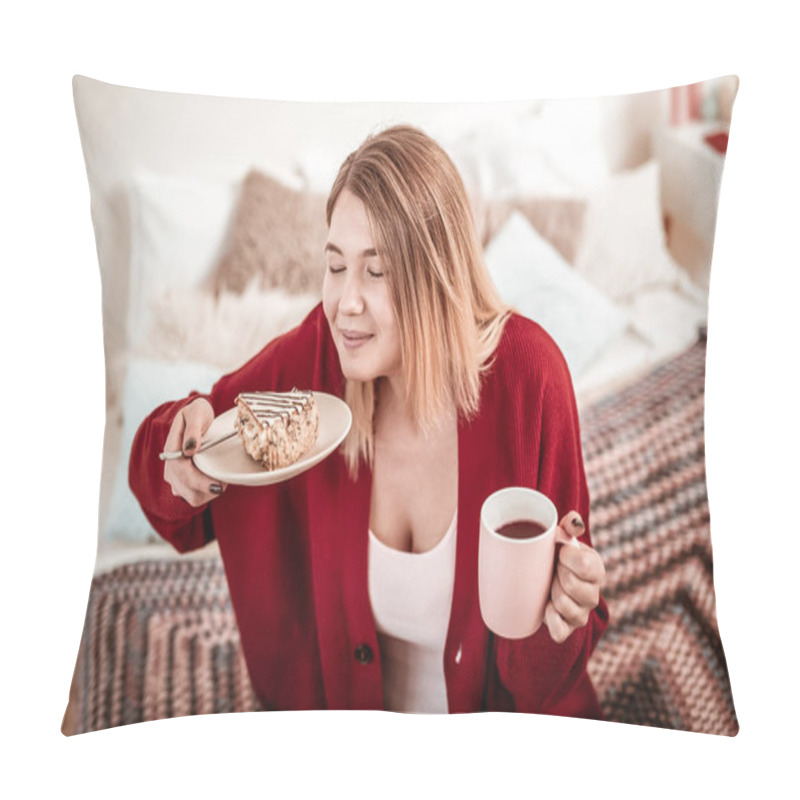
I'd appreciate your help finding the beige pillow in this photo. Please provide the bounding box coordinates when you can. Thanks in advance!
[469,195,514,249]
[514,198,586,265]
[472,196,586,264]
[209,170,328,296]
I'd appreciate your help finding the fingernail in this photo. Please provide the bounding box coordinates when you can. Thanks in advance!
[209,483,223,495]
[184,438,196,452]
[571,516,585,530]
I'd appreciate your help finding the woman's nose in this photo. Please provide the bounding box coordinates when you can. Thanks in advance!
[340,271,365,314]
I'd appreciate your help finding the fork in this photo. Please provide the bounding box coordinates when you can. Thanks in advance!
[158,429,238,461]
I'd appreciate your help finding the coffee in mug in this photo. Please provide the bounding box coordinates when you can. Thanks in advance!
[478,487,572,639]
[495,519,549,540]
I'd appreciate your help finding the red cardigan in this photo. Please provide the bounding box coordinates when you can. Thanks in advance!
[130,303,609,717]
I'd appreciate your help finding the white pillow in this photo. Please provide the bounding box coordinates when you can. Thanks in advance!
[441,98,611,200]
[447,126,578,199]
[104,357,222,543]
[127,169,240,349]
[574,160,688,300]
[623,286,708,356]
[484,211,628,379]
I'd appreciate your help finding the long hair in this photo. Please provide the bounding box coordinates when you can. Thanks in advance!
[326,125,512,479]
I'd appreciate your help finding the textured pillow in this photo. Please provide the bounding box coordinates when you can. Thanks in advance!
[484,211,628,378]
[143,284,319,371]
[208,170,328,296]
[67,74,739,738]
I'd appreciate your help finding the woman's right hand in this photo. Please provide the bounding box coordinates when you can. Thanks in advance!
[163,397,228,507]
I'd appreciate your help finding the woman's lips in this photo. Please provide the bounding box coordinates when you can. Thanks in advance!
[340,330,374,350]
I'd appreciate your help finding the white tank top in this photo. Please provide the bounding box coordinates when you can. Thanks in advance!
[367,510,458,713]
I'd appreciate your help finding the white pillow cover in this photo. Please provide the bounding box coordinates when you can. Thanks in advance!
[128,170,240,349]
[575,160,688,300]
[104,358,222,543]
[484,211,628,378]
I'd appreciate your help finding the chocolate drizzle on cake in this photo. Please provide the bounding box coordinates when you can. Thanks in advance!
[236,390,314,427]
[234,388,319,471]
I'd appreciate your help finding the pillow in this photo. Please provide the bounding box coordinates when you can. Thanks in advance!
[67,74,739,737]
[574,160,689,300]
[440,98,612,198]
[513,197,587,265]
[127,170,240,349]
[142,284,319,371]
[471,196,587,262]
[104,358,223,544]
[484,211,628,378]
[624,285,709,356]
[207,170,328,296]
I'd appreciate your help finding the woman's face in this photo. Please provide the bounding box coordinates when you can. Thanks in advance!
[322,189,402,384]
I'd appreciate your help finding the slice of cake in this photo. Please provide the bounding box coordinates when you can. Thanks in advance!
[234,389,319,470]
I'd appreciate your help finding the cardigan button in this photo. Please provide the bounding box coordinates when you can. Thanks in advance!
[354,643,374,664]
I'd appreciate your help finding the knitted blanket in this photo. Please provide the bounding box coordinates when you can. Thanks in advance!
[68,337,737,735]
[582,337,737,735]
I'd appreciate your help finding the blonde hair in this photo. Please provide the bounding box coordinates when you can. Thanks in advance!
[326,125,512,479]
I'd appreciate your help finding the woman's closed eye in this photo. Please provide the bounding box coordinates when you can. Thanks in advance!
[327,264,384,279]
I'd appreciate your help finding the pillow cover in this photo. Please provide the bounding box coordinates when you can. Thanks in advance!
[207,169,328,296]
[574,159,690,300]
[142,284,319,370]
[440,97,611,198]
[65,74,739,737]
[484,210,628,378]
[104,357,222,544]
[128,170,240,349]
[471,196,587,262]
[514,197,587,265]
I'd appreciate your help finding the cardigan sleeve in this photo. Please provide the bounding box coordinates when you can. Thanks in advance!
[127,391,215,553]
[128,303,330,554]
[494,326,610,713]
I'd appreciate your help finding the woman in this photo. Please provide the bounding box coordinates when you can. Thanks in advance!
[130,124,608,716]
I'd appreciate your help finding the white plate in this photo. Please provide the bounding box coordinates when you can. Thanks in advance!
[193,392,352,486]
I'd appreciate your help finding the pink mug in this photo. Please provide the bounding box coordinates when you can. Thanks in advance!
[478,487,577,639]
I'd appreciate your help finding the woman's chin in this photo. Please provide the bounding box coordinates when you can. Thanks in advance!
[338,357,376,383]
[343,370,376,384]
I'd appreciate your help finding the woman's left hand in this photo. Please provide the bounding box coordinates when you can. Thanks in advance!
[544,512,606,644]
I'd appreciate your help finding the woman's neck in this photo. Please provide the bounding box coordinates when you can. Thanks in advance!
[374,376,411,431]
[374,376,456,444]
